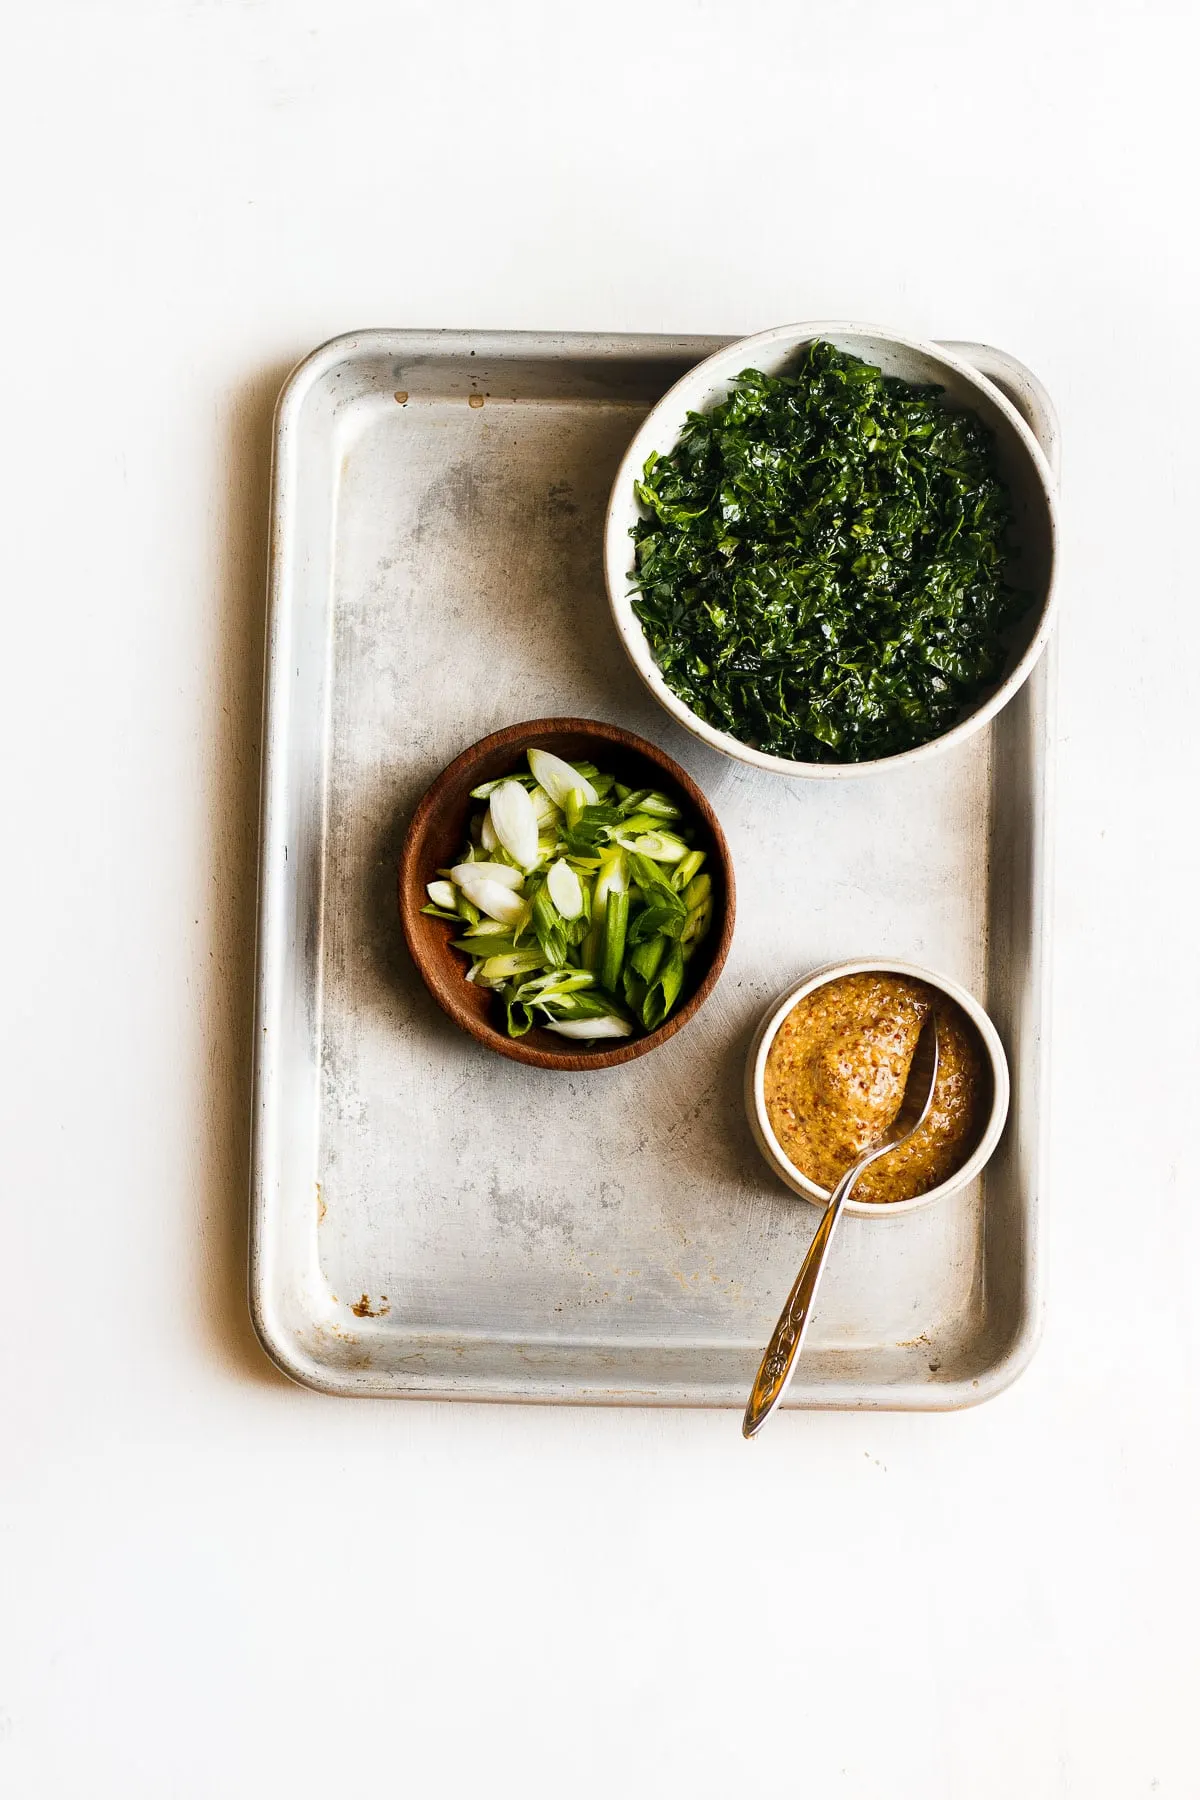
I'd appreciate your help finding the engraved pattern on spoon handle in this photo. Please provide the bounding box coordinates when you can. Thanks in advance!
[743,1167,858,1437]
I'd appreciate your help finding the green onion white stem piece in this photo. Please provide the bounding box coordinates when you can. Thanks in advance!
[544,1016,632,1040]
[488,780,539,869]
[546,858,584,919]
[528,747,598,808]
[426,879,457,910]
[532,795,561,831]
[452,871,528,925]
[451,861,522,892]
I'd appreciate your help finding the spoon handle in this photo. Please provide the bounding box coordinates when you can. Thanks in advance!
[742,1164,861,1439]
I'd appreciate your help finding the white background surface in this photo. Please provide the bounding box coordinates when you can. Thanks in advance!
[2,2,1198,1794]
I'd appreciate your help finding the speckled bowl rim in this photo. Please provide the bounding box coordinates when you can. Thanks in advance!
[744,959,1011,1217]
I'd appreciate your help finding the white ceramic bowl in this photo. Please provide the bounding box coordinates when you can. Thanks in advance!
[745,960,1010,1217]
[604,321,1059,779]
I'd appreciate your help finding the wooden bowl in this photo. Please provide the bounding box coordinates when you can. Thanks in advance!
[398,718,735,1070]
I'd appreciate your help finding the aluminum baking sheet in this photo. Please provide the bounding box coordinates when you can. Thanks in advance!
[250,329,1058,1408]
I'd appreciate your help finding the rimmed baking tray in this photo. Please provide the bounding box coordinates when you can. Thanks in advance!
[250,329,1058,1408]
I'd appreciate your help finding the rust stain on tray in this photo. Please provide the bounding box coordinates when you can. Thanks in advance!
[351,1294,390,1318]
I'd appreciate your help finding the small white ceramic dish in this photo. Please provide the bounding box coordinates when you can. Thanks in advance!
[745,959,1011,1217]
[603,321,1059,779]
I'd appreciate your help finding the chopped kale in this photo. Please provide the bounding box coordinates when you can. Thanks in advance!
[629,340,1028,763]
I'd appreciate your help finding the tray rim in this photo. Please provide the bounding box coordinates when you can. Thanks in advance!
[249,326,1059,1410]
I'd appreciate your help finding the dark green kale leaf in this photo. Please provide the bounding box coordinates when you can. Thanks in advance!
[629,340,1029,763]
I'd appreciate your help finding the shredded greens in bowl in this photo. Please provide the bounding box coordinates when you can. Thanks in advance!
[422,748,714,1042]
[628,340,1030,764]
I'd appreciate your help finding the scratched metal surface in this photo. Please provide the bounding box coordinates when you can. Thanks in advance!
[250,329,1058,1407]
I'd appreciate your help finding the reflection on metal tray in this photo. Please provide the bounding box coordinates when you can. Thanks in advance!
[250,329,1058,1408]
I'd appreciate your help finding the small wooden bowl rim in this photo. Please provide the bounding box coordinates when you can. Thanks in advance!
[398,718,736,1070]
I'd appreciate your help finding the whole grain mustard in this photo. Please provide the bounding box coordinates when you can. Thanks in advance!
[764,973,988,1203]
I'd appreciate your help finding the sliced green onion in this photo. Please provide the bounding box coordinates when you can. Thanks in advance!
[450,861,523,892]
[470,773,534,798]
[546,858,584,919]
[435,749,716,1039]
[600,889,629,994]
[478,949,546,982]
[514,968,596,1000]
[531,882,569,967]
[489,780,539,870]
[672,849,706,890]
[530,786,562,828]
[642,940,685,1029]
[631,791,682,821]
[680,897,712,960]
[505,998,534,1036]
[527,747,598,809]
[563,786,587,830]
[626,850,680,895]
[617,829,688,863]
[472,963,508,989]
[592,847,627,915]
[628,933,666,983]
[543,1016,633,1040]
[452,870,528,925]
[628,897,685,944]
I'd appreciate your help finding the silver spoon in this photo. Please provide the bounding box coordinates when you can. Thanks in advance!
[742,1012,940,1439]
